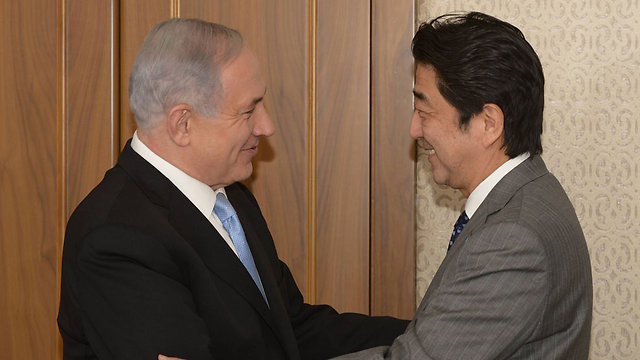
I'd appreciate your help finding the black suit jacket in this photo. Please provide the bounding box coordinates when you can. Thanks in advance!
[58,142,408,360]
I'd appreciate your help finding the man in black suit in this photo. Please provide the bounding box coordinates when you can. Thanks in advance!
[57,18,408,360]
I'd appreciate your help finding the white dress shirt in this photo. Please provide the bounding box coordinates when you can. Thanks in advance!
[130,131,238,256]
[465,152,530,218]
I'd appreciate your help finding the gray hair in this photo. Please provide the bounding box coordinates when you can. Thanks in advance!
[129,18,243,129]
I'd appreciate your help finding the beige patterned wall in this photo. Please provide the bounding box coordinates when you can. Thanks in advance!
[415,1,640,358]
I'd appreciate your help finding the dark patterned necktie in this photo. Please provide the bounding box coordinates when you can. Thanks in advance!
[448,211,469,251]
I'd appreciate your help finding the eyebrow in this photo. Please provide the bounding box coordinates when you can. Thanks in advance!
[248,89,267,108]
[413,89,427,102]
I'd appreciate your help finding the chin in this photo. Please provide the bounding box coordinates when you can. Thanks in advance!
[432,178,446,187]
[233,164,254,183]
[430,171,448,187]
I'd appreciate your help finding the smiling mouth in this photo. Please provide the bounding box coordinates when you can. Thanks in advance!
[417,139,435,155]
[242,143,258,152]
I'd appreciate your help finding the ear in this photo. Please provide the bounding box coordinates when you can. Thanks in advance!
[166,105,191,146]
[477,103,504,149]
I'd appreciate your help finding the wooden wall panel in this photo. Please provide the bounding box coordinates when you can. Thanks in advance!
[0,0,59,358]
[66,0,119,216]
[0,3,416,358]
[316,0,370,313]
[370,0,416,319]
[119,0,170,145]
[181,0,310,296]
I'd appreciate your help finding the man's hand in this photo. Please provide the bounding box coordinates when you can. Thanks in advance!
[158,355,185,360]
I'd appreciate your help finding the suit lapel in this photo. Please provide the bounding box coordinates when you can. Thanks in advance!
[423,155,550,305]
[462,155,548,239]
[116,142,281,341]
[226,184,300,359]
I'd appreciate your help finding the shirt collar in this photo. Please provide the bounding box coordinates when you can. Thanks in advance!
[465,152,530,218]
[130,131,226,218]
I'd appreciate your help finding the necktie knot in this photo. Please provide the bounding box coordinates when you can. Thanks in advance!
[213,192,236,223]
[448,211,469,251]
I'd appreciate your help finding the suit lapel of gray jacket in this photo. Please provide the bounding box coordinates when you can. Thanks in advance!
[420,155,550,309]
[453,155,549,251]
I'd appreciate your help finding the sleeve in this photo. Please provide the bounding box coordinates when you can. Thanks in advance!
[335,223,548,360]
[276,261,410,360]
[234,182,410,359]
[72,225,215,360]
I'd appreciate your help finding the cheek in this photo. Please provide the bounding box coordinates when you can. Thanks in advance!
[422,121,443,141]
[233,124,252,147]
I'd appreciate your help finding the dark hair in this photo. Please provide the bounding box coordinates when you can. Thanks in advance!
[412,12,544,157]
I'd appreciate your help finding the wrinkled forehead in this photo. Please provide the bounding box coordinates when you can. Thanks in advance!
[218,46,267,108]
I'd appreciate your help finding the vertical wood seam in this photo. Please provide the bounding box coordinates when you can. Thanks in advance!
[170,0,180,18]
[306,0,317,305]
[410,1,417,310]
[368,0,374,316]
[56,0,67,358]
[112,0,121,160]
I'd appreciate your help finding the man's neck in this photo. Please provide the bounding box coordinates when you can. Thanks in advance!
[464,152,531,218]
[462,151,510,197]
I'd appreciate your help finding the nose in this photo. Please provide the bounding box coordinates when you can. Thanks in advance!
[253,104,275,137]
[409,111,422,140]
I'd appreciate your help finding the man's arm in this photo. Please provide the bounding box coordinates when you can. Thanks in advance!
[333,223,548,359]
[273,260,410,360]
[69,225,214,360]
[232,181,410,359]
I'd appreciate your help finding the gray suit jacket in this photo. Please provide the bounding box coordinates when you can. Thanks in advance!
[335,155,592,359]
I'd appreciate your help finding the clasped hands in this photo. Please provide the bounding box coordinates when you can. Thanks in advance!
[159,355,185,360]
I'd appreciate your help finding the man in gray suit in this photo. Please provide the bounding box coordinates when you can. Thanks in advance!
[335,12,592,360]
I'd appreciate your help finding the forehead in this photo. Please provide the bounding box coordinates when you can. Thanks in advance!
[220,47,266,106]
[221,47,263,84]
[414,64,453,109]
[414,64,438,94]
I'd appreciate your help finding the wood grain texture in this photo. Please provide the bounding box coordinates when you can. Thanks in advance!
[66,0,119,216]
[119,0,170,145]
[305,0,318,305]
[0,0,59,358]
[316,0,370,313]
[0,2,421,359]
[370,0,416,319]
[181,0,310,296]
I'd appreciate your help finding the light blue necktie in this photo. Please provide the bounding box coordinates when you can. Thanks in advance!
[214,192,268,305]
